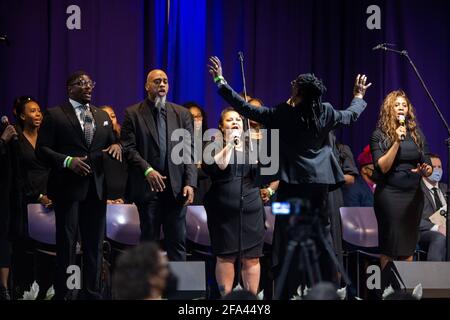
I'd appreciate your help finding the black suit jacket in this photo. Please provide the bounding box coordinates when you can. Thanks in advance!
[217,83,367,186]
[37,102,115,201]
[121,99,197,202]
[420,180,448,232]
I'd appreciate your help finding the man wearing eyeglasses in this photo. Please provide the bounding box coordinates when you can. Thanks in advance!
[121,69,196,261]
[37,71,122,300]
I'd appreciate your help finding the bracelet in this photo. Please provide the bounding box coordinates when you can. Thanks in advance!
[267,187,275,197]
[38,194,44,201]
[144,167,154,177]
[214,75,225,83]
[67,157,74,168]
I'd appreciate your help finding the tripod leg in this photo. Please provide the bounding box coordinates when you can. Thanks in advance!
[299,241,317,288]
[317,224,353,293]
[274,240,298,300]
[307,240,322,284]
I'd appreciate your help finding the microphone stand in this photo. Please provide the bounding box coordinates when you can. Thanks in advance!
[378,45,450,261]
[234,52,249,290]
[238,52,253,152]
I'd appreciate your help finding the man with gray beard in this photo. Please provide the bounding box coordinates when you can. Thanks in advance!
[121,69,196,261]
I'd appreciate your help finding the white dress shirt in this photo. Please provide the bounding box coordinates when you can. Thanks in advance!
[422,178,447,232]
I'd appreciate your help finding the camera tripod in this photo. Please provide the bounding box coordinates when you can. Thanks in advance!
[274,214,352,299]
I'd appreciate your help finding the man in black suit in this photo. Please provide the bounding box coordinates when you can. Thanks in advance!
[419,153,447,261]
[37,71,122,299]
[121,69,196,261]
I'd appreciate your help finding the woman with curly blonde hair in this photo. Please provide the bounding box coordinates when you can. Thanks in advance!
[370,90,432,271]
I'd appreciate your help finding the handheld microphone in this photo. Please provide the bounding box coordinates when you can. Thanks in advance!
[398,114,406,141]
[231,129,241,146]
[1,115,18,141]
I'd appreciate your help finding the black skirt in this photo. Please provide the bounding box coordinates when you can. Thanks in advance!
[204,178,265,257]
[374,184,424,257]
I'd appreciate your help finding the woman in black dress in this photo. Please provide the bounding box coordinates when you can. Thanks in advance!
[203,108,265,296]
[14,97,51,209]
[370,90,432,270]
[12,96,51,297]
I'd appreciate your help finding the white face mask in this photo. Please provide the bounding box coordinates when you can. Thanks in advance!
[429,167,443,183]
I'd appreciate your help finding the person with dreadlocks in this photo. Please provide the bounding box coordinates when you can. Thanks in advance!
[208,56,371,298]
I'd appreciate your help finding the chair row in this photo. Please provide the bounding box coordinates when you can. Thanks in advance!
[27,204,276,247]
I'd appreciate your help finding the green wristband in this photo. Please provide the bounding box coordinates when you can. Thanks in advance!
[67,157,73,169]
[144,167,154,177]
[214,75,224,83]
[267,187,275,197]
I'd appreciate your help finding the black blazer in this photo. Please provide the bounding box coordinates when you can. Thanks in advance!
[37,102,116,201]
[217,83,367,186]
[420,180,448,232]
[121,99,197,202]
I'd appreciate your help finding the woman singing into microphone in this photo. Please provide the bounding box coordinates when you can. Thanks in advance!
[370,90,432,271]
[203,108,265,296]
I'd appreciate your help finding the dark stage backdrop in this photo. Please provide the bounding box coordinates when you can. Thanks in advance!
[1,0,449,174]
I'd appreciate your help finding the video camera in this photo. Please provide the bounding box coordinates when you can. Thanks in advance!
[271,198,313,217]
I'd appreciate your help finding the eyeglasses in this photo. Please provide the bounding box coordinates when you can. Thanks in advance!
[71,80,96,88]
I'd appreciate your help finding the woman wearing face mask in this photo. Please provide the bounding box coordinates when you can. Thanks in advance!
[183,102,211,205]
[418,153,447,261]
[370,90,432,272]
[203,108,265,296]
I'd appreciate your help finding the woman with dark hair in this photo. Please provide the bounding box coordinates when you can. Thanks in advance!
[100,105,127,204]
[183,102,211,205]
[11,96,51,298]
[245,97,280,204]
[370,90,432,270]
[203,107,266,296]
[183,102,209,134]
[100,105,121,139]
[13,96,51,209]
